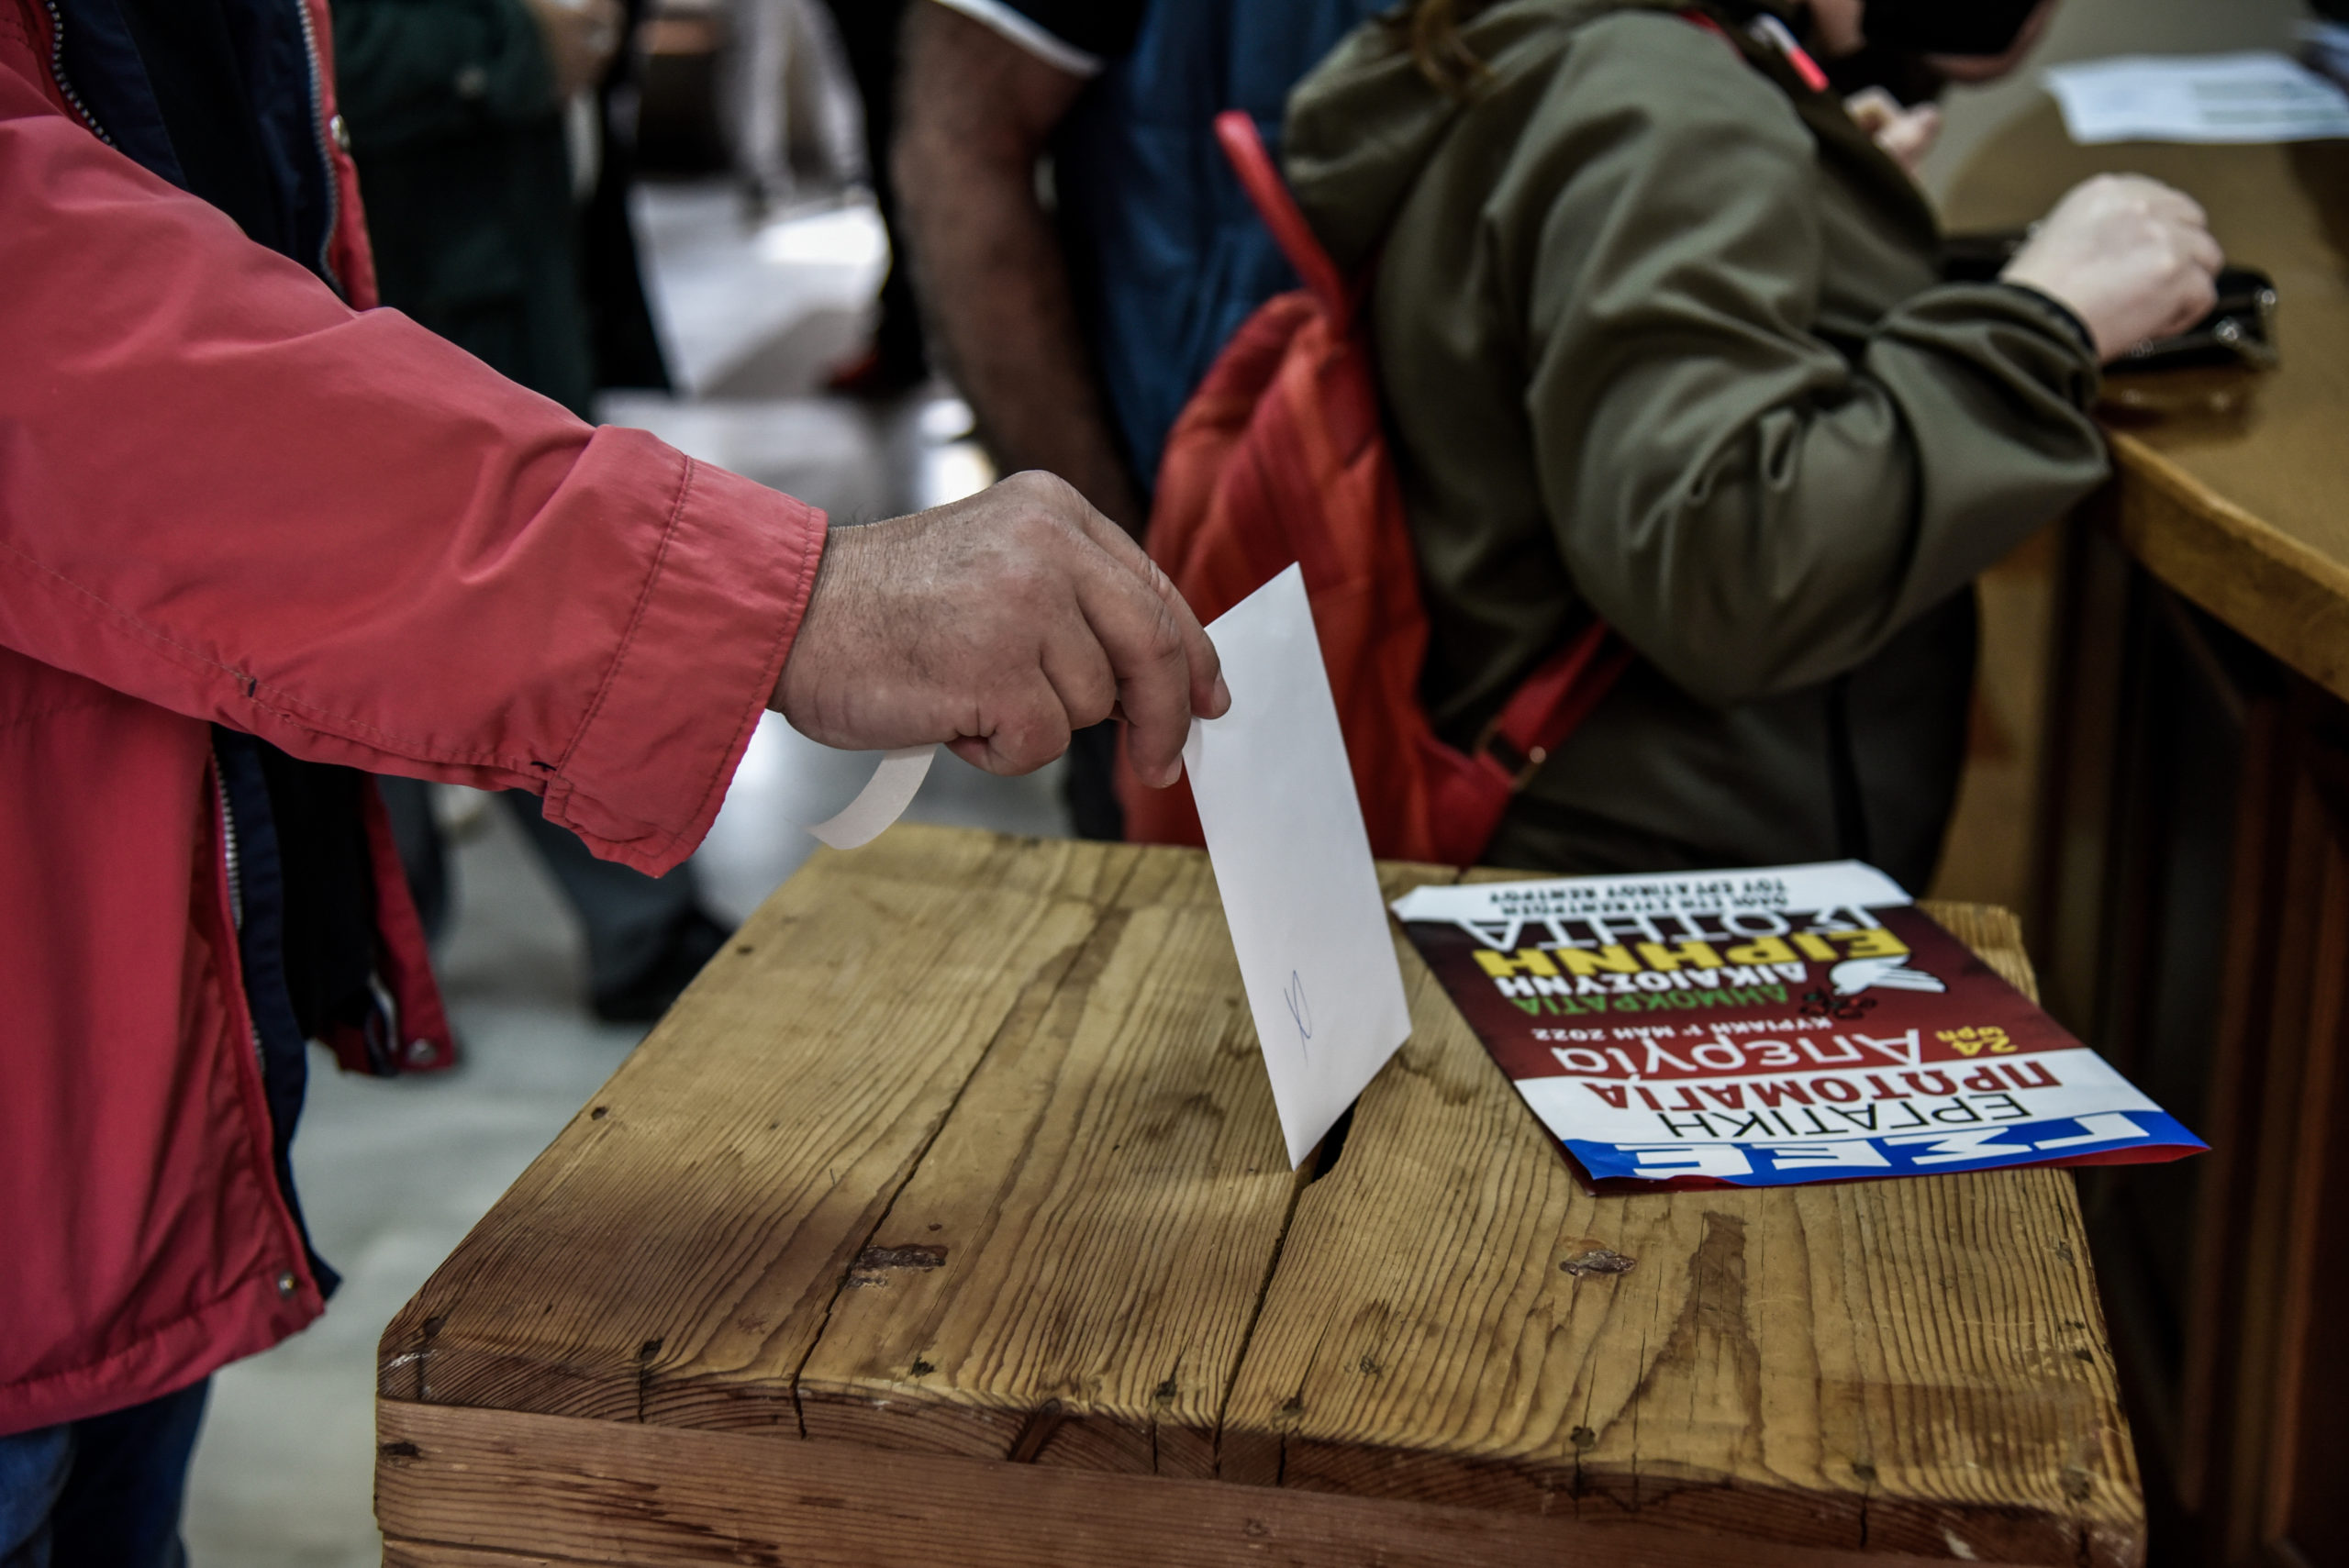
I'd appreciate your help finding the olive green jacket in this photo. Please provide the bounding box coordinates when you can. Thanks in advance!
[1285,0,2108,888]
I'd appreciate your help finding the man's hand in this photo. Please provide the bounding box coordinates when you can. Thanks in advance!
[774,472,1230,785]
[2002,173,2223,361]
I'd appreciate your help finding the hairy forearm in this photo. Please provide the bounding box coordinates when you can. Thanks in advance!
[894,6,1145,534]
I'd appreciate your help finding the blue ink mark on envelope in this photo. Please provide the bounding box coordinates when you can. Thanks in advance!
[1284,970,1313,1060]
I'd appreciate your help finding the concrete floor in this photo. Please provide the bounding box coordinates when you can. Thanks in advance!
[179,181,1068,1566]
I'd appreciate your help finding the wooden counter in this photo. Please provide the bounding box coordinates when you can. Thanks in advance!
[1946,104,2349,1567]
[1945,101,2349,702]
[374,825,2141,1566]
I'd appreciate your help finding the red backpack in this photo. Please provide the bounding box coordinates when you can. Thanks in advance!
[1118,110,1631,867]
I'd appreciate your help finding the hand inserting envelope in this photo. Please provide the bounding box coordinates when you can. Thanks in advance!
[1183,565,1414,1167]
[785,562,1411,1165]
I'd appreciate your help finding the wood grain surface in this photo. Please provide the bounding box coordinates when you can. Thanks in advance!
[794,848,1299,1476]
[374,1398,2048,1568]
[377,826,2141,1562]
[1219,896,2139,1565]
[1944,103,2349,703]
[378,829,1140,1425]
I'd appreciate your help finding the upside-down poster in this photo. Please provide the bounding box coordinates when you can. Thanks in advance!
[1389,862,2205,1189]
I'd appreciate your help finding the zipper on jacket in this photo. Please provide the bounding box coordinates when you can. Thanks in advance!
[288,0,344,296]
[39,0,114,144]
[215,763,269,1068]
[220,782,245,932]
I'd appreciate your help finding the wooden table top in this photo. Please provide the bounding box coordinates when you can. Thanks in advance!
[1945,101,2349,700]
[376,825,2141,1566]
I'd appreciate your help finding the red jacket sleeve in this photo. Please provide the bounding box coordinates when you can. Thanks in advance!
[0,45,826,876]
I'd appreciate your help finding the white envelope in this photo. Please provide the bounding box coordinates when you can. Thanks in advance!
[1184,565,1414,1167]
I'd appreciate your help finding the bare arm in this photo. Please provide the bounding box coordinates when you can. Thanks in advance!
[894,2,1147,536]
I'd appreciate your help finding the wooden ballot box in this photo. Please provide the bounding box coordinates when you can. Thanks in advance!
[373,826,2143,1566]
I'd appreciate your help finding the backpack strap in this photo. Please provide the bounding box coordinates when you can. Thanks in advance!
[1472,620,1635,791]
[1214,110,1353,317]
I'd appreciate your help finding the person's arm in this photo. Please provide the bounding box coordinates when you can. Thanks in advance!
[0,64,1219,871]
[894,1,1146,535]
[776,471,1221,784]
[1497,15,2118,706]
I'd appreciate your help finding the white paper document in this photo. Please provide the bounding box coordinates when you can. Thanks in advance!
[799,745,934,850]
[2045,52,2349,145]
[1183,565,1413,1167]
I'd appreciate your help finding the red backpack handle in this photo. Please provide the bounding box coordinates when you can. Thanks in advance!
[1214,110,1353,317]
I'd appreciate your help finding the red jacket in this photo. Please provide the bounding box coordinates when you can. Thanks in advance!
[0,0,827,1434]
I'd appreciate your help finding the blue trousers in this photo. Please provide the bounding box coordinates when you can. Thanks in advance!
[0,1380,207,1568]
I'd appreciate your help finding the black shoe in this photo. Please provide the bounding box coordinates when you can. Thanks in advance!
[591,910,733,1024]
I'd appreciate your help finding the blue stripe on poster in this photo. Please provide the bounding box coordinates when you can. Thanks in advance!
[1566,1110,2209,1186]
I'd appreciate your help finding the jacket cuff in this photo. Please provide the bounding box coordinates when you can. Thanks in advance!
[1893,280,2106,413]
[1995,281,2099,362]
[542,454,827,876]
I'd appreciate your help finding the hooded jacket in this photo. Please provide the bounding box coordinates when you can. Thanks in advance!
[1284,0,2108,885]
[0,0,823,1434]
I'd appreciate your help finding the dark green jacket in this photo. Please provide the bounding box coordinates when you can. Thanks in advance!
[333,0,595,417]
[1285,0,2108,888]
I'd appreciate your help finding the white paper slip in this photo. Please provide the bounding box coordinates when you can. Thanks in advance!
[1183,564,1413,1168]
[798,745,934,850]
[2045,52,2349,145]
